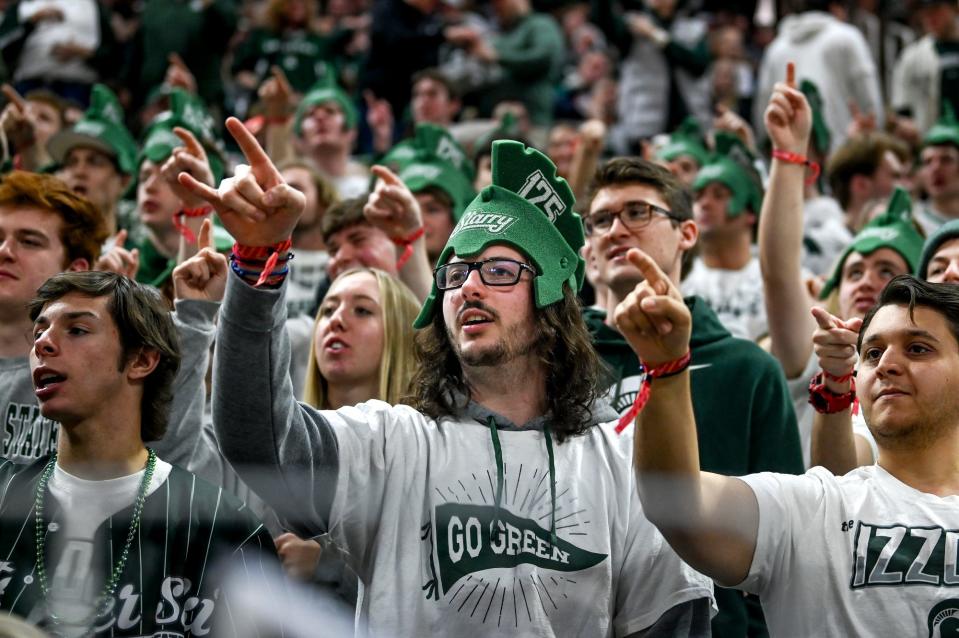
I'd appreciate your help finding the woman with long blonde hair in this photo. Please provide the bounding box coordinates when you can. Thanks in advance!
[303,267,419,409]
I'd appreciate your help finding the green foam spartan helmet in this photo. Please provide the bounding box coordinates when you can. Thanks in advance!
[392,123,476,221]
[382,123,475,182]
[46,84,138,175]
[691,132,763,216]
[137,88,226,184]
[413,140,585,329]
[799,79,831,156]
[923,101,959,149]
[655,116,709,167]
[293,62,357,133]
[819,187,925,299]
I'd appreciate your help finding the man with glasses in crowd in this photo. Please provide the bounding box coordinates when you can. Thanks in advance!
[581,157,803,638]
[181,118,714,635]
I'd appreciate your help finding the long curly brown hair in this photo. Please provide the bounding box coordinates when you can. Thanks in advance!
[403,285,609,443]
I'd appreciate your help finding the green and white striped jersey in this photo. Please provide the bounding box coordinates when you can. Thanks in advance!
[0,457,278,636]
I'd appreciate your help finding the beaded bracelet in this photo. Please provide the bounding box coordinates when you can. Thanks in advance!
[615,351,692,433]
[232,239,293,287]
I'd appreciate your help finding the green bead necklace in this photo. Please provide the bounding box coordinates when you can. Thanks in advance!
[33,448,157,628]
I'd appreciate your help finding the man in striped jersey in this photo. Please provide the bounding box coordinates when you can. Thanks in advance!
[0,271,276,636]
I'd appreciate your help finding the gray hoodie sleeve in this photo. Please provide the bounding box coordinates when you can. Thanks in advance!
[212,272,338,535]
[151,299,219,468]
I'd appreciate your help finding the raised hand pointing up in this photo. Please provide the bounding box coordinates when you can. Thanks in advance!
[173,218,228,302]
[178,117,305,247]
[764,62,812,156]
[613,248,692,367]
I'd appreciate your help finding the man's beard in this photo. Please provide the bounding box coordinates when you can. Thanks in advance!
[448,302,544,368]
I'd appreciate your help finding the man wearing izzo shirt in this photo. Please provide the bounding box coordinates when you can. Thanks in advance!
[188,119,714,636]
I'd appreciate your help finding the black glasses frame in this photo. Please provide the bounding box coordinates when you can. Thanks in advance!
[583,200,681,236]
[434,258,537,290]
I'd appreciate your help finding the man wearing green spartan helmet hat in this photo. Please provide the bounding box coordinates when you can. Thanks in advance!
[199,121,714,635]
[48,85,137,238]
[682,132,768,341]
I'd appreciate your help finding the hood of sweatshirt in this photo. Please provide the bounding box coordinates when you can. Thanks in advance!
[778,11,836,44]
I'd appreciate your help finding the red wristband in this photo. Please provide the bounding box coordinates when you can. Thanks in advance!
[615,351,691,434]
[232,239,293,287]
[822,368,855,384]
[173,206,214,244]
[391,227,425,270]
[772,149,821,186]
[808,372,857,414]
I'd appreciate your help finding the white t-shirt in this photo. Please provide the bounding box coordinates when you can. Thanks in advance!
[46,458,172,632]
[681,257,767,341]
[321,402,714,637]
[738,465,959,636]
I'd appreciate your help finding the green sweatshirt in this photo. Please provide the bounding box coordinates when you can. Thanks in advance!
[231,27,354,94]
[487,12,564,126]
[584,297,804,638]
[131,0,238,109]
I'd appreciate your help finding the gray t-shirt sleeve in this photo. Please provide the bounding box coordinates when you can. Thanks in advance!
[151,299,219,468]
[213,272,339,535]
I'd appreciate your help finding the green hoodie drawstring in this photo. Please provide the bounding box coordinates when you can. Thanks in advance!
[543,424,558,547]
[486,415,558,548]
[487,416,505,542]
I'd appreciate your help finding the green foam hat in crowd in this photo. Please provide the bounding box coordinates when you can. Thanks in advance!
[137,88,225,183]
[399,155,476,222]
[917,218,959,279]
[293,64,357,134]
[655,117,709,167]
[47,84,138,175]
[134,89,232,251]
[413,140,584,329]
[820,187,925,299]
[382,123,475,182]
[800,79,831,156]
[691,132,763,216]
[923,102,959,149]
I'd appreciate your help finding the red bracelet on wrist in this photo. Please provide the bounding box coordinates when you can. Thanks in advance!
[232,239,294,287]
[808,372,857,414]
[772,149,821,185]
[391,227,425,270]
[172,206,214,244]
[615,351,692,434]
[822,368,855,384]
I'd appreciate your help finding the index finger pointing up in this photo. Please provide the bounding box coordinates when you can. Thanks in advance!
[225,116,282,186]
[786,62,796,88]
[371,164,403,187]
[2,84,25,112]
[197,218,214,251]
[173,126,205,158]
[626,248,672,296]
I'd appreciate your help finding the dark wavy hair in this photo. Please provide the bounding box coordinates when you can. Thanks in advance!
[29,272,181,443]
[404,284,608,443]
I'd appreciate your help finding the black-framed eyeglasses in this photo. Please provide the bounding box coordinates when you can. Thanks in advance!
[583,200,680,236]
[434,258,537,290]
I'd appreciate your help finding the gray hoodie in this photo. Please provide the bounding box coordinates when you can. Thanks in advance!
[754,11,883,153]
